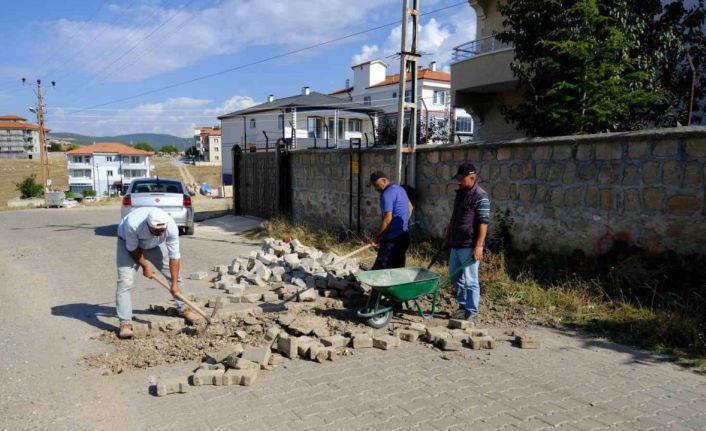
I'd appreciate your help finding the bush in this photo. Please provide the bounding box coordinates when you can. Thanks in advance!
[82,189,96,197]
[48,143,62,152]
[160,145,179,154]
[64,191,78,199]
[134,142,154,152]
[15,175,44,199]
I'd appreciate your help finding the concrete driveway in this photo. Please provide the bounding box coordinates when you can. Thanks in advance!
[0,207,705,431]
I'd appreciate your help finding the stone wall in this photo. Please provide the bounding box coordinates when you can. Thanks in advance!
[288,126,706,255]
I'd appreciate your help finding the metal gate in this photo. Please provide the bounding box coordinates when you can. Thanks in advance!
[232,142,291,218]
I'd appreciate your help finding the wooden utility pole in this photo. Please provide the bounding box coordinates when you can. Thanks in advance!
[23,78,55,205]
[394,0,420,187]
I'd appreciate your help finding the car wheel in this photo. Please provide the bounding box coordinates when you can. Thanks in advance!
[184,224,195,235]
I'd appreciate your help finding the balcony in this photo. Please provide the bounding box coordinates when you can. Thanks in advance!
[452,35,513,63]
[451,35,517,95]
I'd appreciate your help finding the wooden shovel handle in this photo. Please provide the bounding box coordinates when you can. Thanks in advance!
[149,274,211,323]
[332,244,373,266]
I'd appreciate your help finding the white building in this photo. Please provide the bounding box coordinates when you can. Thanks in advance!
[0,114,41,159]
[218,89,381,185]
[329,60,474,141]
[193,126,223,165]
[66,142,153,195]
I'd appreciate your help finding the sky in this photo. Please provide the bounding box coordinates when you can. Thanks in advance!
[0,0,477,138]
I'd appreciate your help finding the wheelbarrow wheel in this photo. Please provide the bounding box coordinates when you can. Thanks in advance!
[366,310,392,328]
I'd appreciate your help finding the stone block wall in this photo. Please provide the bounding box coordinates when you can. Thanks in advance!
[288,127,706,255]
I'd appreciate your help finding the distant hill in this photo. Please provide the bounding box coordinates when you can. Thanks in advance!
[48,132,193,149]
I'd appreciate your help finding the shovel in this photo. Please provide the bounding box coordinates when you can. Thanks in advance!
[331,243,374,266]
[149,273,219,326]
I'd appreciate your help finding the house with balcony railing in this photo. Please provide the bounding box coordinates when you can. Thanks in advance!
[66,142,153,195]
[451,0,524,141]
[0,114,41,159]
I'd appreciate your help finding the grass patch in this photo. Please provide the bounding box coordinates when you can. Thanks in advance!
[253,217,706,371]
[0,154,68,209]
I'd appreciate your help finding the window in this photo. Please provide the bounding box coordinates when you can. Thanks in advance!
[106,156,113,162]
[130,156,141,164]
[348,119,362,132]
[404,89,413,102]
[215,155,219,161]
[277,114,284,130]
[307,116,324,138]
[433,90,448,105]
[392,92,397,99]
[455,117,473,133]
[250,118,256,129]
[214,146,219,153]
[363,96,371,106]
[326,118,344,139]
[107,170,114,176]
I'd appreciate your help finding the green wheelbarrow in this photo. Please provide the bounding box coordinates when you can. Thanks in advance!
[356,252,474,328]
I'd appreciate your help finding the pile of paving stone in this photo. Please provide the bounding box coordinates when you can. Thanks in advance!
[188,238,363,304]
[154,316,526,396]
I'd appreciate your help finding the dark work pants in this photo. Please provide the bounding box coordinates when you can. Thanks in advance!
[372,232,410,270]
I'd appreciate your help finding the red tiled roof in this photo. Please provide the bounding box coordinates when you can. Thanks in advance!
[66,142,154,156]
[329,86,354,95]
[0,114,28,121]
[367,69,450,89]
[0,121,40,130]
[200,128,221,136]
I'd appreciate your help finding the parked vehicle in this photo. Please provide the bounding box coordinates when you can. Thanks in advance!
[121,178,194,235]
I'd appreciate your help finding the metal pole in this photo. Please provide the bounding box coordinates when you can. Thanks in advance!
[394,0,409,185]
[687,53,696,126]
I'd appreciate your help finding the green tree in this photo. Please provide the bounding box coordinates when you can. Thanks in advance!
[48,142,62,152]
[15,175,44,199]
[68,144,81,150]
[159,145,179,154]
[497,0,705,136]
[134,142,154,152]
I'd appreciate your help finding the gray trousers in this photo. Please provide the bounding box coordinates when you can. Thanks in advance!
[115,239,185,323]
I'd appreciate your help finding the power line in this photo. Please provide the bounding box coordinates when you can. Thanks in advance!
[57,0,181,99]
[66,1,467,114]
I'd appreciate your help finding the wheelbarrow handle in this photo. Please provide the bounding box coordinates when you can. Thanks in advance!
[436,256,476,289]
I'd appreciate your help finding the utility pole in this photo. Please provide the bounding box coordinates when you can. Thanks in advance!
[394,0,420,187]
[23,78,55,205]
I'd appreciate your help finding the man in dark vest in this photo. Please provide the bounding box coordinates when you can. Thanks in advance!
[444,163,490,322]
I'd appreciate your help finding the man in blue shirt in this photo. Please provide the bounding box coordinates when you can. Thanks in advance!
[370,171,413,270]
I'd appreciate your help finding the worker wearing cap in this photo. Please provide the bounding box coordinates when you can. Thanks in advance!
[444,163,490,322]
[369,171,413,270]
[115,207,201,339]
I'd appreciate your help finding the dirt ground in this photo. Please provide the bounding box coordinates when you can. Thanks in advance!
[0,153,68,208]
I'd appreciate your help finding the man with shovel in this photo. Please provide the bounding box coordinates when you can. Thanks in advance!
[369,171,413,270]
[116,207,202,339]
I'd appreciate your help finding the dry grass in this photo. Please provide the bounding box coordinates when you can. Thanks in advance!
[0,153,68,209]
[255,218,706,372]
[152,156,221,186]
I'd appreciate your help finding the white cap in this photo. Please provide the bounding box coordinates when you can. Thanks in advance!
[147,208,171,228]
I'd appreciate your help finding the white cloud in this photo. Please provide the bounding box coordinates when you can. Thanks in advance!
[204,95,257,116]
[350,13,477,72]
[48,94,256,137]
[351,45,380,66]
[49,0,397,81]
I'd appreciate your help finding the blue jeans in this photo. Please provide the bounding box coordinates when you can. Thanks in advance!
[449,248,480,317]
[116,239,185,323]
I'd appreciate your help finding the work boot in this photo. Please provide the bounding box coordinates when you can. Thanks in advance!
[179,306,204,324]
[118,322,133,339]
[451,309,466,320]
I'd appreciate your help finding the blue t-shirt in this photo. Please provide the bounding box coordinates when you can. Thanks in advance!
[379,183,410,239]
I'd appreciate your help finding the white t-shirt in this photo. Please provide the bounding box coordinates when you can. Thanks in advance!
[117,207,180,259]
